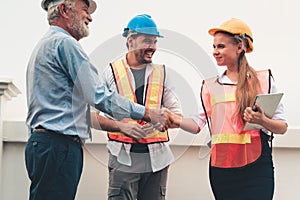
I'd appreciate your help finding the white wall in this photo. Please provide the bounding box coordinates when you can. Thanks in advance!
[1,0,300,127]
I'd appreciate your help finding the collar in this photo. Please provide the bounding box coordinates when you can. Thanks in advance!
[50,25,72,37]
[217,70,237,85]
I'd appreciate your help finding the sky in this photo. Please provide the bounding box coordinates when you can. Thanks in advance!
[1,0,300,128]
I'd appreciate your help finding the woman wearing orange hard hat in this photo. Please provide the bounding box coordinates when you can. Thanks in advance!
[204,18,288,200]
[170,18,288,200]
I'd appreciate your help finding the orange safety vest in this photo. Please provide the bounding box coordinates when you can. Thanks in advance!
[107,59,169,144]
[201,69,272,168]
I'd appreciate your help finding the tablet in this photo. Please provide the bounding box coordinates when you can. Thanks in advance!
[243,93,284,131]
[253,93,284,118]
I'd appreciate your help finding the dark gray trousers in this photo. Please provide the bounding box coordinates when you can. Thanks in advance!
[108,154,168,200]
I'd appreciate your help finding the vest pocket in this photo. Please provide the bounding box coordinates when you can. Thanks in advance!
[108,187,121,197]
[160,186,167,196]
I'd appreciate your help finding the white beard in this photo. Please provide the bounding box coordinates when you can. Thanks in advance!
[67,11,89,39]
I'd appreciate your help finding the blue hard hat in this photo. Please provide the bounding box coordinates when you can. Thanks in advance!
[122,14,163,38]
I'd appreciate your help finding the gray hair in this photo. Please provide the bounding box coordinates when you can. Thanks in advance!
[47,0,74,24]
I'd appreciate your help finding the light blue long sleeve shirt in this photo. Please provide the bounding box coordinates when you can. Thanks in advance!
[26,26,145,139]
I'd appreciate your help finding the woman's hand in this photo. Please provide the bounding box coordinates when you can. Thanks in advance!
[243,103,287,134]
[243,103,266,125]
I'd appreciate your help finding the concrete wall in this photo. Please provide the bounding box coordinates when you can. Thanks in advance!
[1,121,300,200]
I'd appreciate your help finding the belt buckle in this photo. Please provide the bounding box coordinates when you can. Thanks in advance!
[69,135,82,144]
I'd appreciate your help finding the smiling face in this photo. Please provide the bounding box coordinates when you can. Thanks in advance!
[212,32,243,69]
[65,0,92,40]
[127,34,157,66]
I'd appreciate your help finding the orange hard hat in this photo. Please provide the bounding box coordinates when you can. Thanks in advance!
[208,18,253,53]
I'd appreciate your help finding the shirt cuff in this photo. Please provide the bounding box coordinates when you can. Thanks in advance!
[130,103,145,120]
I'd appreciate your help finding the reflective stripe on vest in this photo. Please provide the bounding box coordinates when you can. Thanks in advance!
[107,59,169,144]
[202,70,271,168]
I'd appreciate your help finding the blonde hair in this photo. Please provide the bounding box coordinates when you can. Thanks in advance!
[235,46,261,120]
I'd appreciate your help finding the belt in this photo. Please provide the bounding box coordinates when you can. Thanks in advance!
[130,143,149,153]
[33,127,82,145]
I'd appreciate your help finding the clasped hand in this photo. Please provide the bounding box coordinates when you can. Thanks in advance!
[147,108,174,131]
[243,103,266,125]
[118,108,176,141]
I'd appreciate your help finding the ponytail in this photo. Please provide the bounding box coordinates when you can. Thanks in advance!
[235,52,261,120]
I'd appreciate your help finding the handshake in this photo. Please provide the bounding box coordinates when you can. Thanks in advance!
[90,108,183,142]
[143,108,182,131]
[114,108,183,141]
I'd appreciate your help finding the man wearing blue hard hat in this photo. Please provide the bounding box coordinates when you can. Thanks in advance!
[92,14,181,200]
[26,2,171,199]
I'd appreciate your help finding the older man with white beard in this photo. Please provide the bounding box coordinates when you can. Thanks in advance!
[25,1,171,199]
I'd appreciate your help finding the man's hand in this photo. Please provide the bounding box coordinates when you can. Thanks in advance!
[143,108,173,131]
[91,112,147,140]
[115,121,147,141]
[141,123,157,134]
[142,111,183,132]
